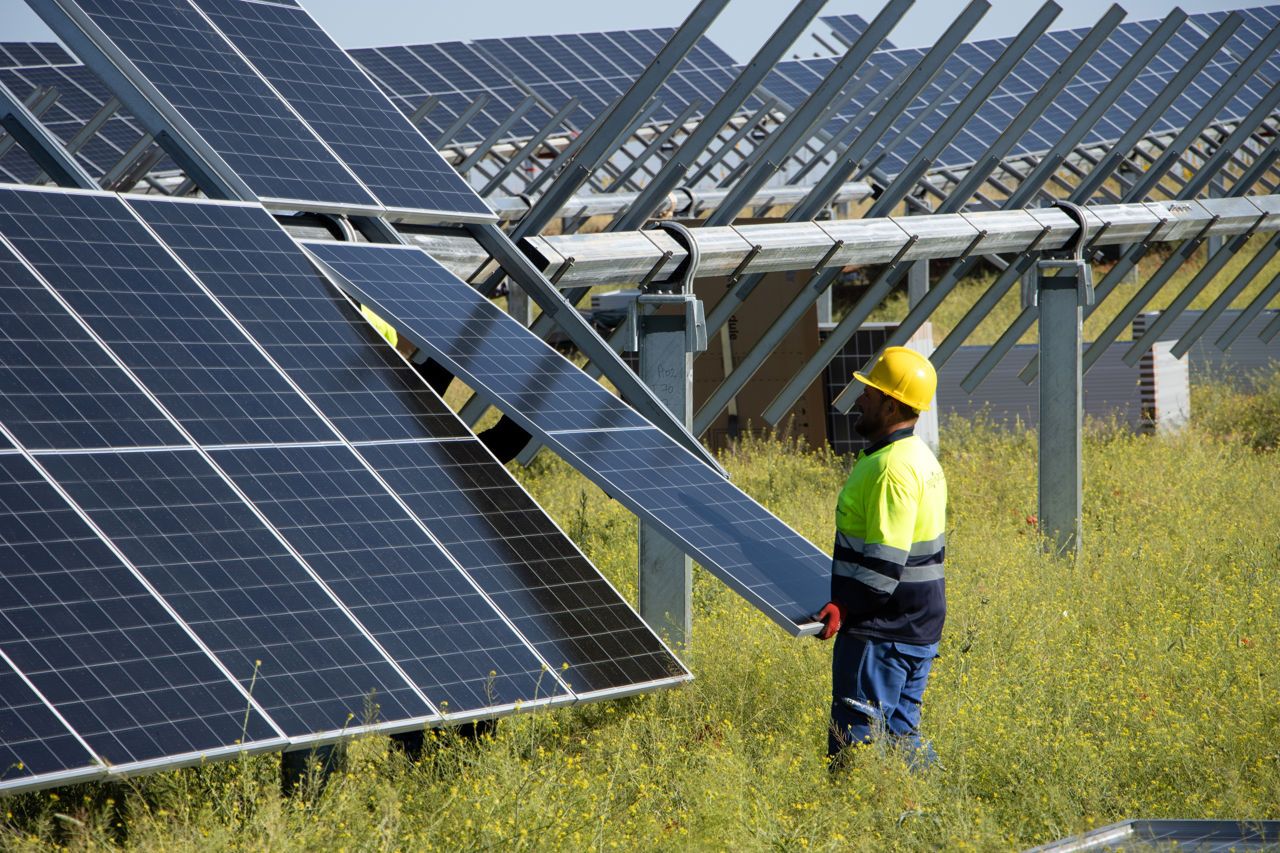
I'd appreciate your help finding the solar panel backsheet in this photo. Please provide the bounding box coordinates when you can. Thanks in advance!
[189,0,494,224]
[0,185,686,795]
[302,241,831,636]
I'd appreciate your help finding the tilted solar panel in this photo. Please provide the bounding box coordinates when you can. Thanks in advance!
[0,185,687,794]
[128,195,688,696]
[820,13,895,51]
[189,0,494,224]
[302,241,831,636]
[0,247,287,792]
[27,0,383,213]
[0,62,157,185]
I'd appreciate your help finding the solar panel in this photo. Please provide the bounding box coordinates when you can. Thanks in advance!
[350,41,552,146]
[0,60,160,185]
[128,194,687,696]
[821,13,896,50]
[0,188,337,448]
[189,0,494,224]
[302,241,831,635]
[472,29,750,134]
[30,0,383,214]
[757,7,1280,181]
[37,446,439,733]
[0,451,287,767]
[0,185,688,793]
[0,42,75,68]
[0,249,186,450]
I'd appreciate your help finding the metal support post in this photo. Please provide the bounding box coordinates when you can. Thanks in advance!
[630,223,707,647]
[907,259,929,307]
[1031,204,1094,558]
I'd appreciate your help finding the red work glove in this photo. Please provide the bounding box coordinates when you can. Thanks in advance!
[813,600,848,640]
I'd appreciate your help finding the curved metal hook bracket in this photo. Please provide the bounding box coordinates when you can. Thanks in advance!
[623,220,707,354]
[1026,201,1096,309]
[1052,200,1091,263]
[650,219,700,296]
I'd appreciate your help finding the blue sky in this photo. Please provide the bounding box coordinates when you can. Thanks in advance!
[0,0,1257,60]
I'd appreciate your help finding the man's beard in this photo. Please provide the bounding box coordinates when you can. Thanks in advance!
[853,406,880,439]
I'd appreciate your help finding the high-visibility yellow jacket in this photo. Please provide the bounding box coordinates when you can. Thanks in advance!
[832,426,947,644]
[360,304,398,347]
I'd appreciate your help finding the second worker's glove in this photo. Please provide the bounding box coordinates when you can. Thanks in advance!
[814,600,848,641]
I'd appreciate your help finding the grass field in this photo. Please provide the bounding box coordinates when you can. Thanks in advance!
[3,368,1277,852]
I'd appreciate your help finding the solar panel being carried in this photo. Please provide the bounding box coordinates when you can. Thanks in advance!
[302,241,832,636]
[0,184,687,795]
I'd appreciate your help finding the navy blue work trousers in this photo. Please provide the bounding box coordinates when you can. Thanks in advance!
[828,632,936,767]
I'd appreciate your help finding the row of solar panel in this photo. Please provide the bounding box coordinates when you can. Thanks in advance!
[349,29,752,143]
[0,182,692,794]
[779,7,1280,177]
[13,0,494,223]
[5,4,1279,199]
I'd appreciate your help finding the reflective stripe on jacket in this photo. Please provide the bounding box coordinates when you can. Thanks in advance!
[832,428,946,644]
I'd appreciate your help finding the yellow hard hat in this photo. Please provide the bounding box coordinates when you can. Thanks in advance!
[853,346,937,411]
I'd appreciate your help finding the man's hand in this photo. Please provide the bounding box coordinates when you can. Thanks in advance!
[813,600,847,640]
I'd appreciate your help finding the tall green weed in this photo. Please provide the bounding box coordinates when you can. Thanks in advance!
[1194,362,1280,451]
[3,418,1277,851]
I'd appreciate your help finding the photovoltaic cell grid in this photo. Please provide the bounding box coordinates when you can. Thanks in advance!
[764,8,1280,179]
[0,42,75,67]
[0,46,165,186]
[472,29,759,134]
[821,14,895,51]
[349,42,555,147]
[188,0,494,223]
[49,0,385,213]
[302,241,832,635]
[0,185,687,795]
[128,195,686,695]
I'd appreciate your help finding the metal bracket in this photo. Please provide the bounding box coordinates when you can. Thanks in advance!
[625,221,707,354]
[1028,201,1096,309]
[548,256,576,286]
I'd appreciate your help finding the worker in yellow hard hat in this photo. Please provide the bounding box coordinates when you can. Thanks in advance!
[813,346,947,770]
